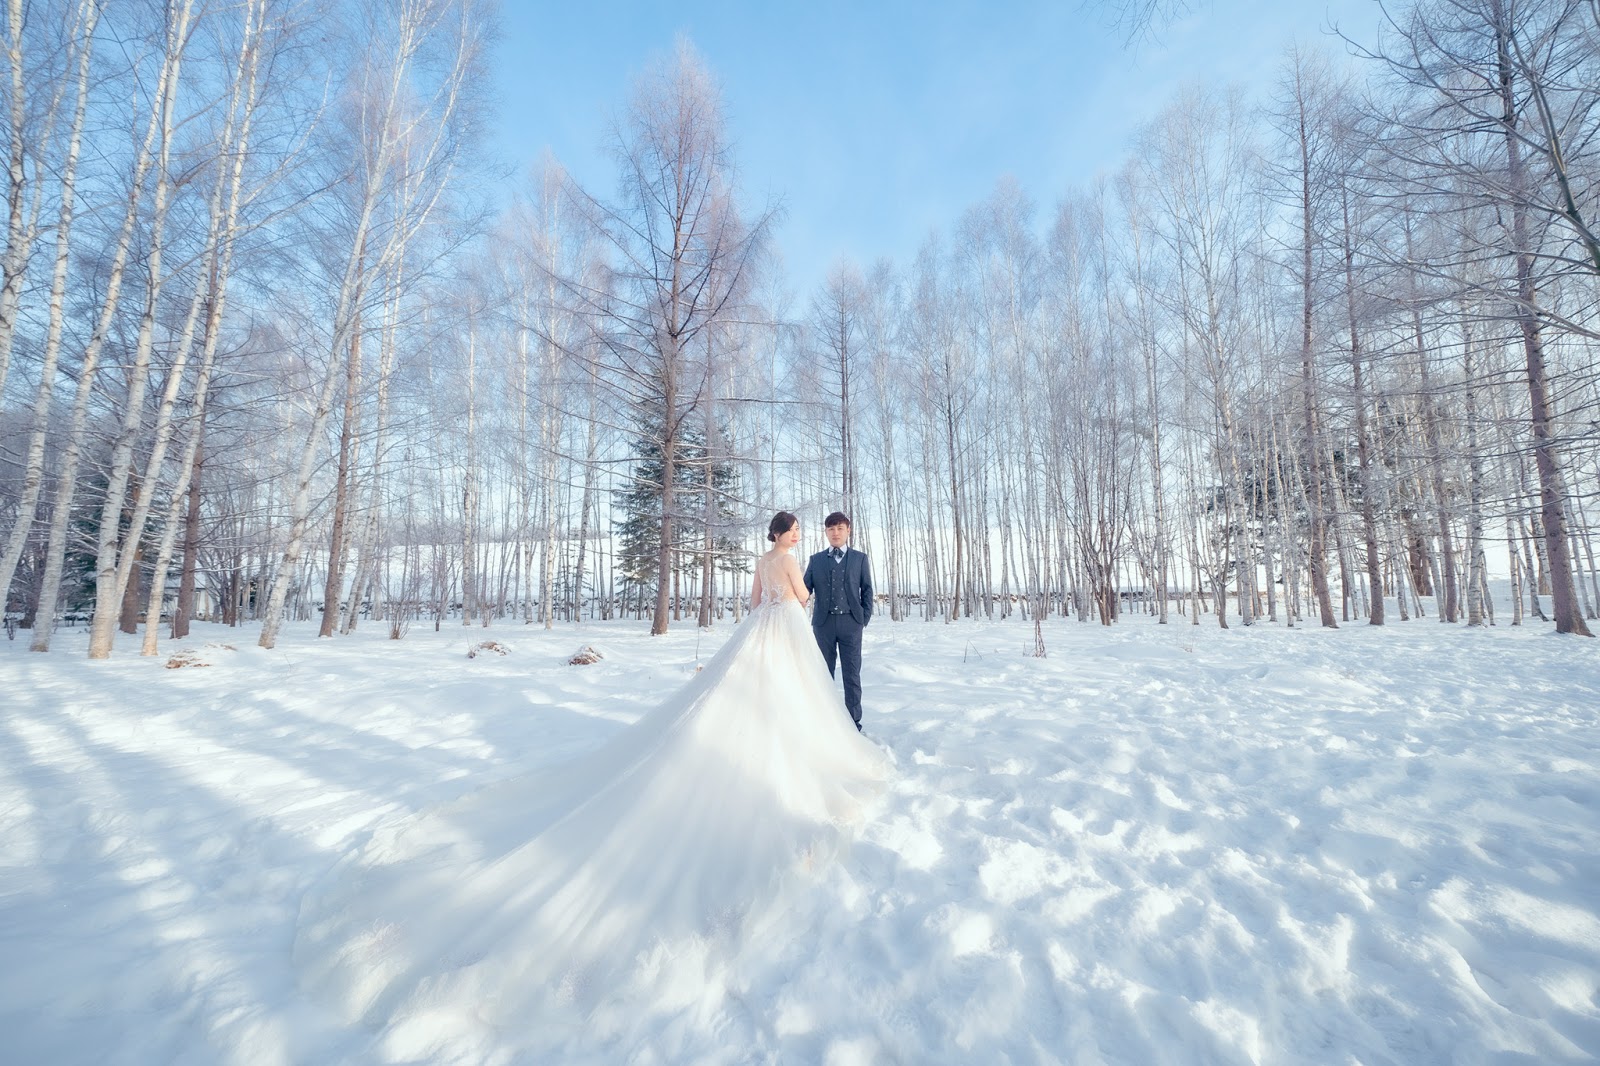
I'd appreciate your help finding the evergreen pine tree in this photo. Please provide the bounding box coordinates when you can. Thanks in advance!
[613,411,748,597]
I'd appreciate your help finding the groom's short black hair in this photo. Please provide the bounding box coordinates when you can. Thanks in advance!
[824,511,851,529]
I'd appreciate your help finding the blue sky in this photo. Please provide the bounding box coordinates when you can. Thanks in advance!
[487,1,1384,299]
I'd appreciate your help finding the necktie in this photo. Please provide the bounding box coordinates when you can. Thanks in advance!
[832,548,843,562]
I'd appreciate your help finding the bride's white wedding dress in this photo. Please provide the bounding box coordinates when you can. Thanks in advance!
[294,552,890,1026]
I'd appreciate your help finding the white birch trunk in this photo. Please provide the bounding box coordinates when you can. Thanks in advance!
[138,0,266,655]
[0,0,37,397]
[86,0,199,658]
[259,0,476,649]
[342,249,407,636]
[85,4,216,656]
[29,0,172,652]
[461,317,479,627]
[0,0,97,613]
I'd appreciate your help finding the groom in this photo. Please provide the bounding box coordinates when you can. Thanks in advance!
[803,511,874,732]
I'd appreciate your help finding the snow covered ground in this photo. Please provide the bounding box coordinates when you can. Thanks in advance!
[3,606,1598,1065]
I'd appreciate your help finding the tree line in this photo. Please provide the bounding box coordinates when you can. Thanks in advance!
[1,0,1596,659]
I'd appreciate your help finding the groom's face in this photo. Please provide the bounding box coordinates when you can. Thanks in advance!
[825,523,850,550]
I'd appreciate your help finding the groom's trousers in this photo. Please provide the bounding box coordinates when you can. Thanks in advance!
[813,615,864,729]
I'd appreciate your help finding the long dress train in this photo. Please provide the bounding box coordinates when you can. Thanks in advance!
[293,553,891,1027]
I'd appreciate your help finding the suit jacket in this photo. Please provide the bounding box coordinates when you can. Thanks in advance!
[803,547,874,628]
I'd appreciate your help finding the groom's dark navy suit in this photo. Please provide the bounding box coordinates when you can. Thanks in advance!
[803,546,873,730]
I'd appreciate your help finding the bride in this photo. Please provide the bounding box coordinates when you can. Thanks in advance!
[295,511,891,1026]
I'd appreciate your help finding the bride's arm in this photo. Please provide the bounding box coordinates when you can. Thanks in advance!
[783,556,810,606]
[750,564,764,609]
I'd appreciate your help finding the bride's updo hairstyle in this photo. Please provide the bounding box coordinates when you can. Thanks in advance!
[767,511,798,543]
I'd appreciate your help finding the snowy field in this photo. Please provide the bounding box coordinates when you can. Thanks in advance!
[3,606,1599,1065]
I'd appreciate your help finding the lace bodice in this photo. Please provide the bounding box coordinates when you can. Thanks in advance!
[754,553,800,609]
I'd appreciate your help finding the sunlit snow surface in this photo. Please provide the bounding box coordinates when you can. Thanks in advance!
[3,607,1598,1065]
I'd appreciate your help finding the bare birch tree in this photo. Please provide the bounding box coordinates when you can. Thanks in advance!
[139,0,274,656]
[28,2,186,651]
[565,40,772,636]
[812,260,865,519]
[258,0,487,649]
[1360,0,1596,634]
[1271,47,1342,627]
[0,0,97,614]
